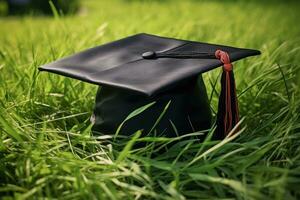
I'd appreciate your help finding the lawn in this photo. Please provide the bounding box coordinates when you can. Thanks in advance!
[0,0,300,199]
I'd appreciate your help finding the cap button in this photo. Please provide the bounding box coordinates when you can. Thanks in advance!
[142,51,156,59]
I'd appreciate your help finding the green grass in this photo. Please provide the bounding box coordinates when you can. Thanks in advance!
[1,0,300,199]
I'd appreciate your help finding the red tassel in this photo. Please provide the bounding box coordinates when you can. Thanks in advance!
[215,50,240,139]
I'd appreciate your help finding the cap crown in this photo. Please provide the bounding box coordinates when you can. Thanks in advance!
[39,33,260,96]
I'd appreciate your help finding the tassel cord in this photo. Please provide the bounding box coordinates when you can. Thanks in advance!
[142,48,240,138]
[215,50,240,138]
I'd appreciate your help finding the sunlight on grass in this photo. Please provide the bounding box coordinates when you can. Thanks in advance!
[0,0,300,199]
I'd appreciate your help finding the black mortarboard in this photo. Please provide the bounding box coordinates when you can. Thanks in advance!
[39,33,260,139]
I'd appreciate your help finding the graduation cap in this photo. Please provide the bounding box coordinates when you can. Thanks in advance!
[39,33,260,139]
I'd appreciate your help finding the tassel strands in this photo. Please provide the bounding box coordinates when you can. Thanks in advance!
[215,50,240,139]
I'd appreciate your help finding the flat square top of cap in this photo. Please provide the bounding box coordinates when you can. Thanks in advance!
[39,33,260,96]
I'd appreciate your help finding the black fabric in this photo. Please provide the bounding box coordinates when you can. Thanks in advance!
[92,76,211,136]
[39,33,260,96]
[38,33,260,136]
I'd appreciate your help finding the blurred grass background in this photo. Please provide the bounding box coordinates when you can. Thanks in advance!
[0,0,300,199]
